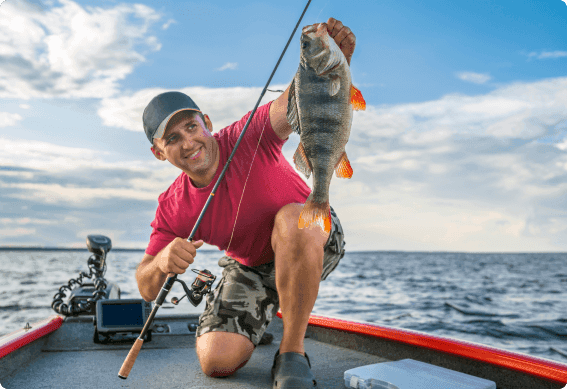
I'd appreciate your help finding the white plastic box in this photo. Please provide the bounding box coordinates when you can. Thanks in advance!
[344,359,496,389]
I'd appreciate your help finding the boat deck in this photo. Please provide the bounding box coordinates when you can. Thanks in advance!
[1,314,387,389]
[2,313,566,389]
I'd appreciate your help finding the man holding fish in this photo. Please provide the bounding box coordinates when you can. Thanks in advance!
[136,17,365,389]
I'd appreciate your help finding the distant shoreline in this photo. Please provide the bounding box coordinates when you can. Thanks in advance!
[0,247,146,251]
[0,247,225,253]
[0,247,565,254]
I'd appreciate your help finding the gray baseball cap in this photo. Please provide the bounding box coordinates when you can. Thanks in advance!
[143,91,202,144]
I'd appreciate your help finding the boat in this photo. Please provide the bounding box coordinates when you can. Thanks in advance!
[1,237,566,388]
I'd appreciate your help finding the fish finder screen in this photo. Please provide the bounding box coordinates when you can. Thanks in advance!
[101,303,144,327]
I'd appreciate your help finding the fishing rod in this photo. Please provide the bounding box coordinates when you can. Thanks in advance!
[118,0,313,379]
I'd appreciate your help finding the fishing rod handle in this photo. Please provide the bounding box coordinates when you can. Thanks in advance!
[117,275,176,379]
[118,338,144,379]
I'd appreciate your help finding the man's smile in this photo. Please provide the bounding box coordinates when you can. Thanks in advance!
[187,147,202,160]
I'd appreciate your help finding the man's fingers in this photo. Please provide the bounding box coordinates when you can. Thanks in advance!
[326,17,337,34]
[167,253,189,274]
[328,19,344,38]
[175,238,203,256]
[340,33,356,64]
[334,26,352,48]
[192,239,205,249]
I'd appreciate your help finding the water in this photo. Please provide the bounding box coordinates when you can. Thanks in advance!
[1,249,566,364]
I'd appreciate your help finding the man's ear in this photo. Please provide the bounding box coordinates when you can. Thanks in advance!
[204,114,213,133]
[151,146,167,161]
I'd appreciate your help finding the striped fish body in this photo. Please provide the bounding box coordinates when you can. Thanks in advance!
[287,23,365,233]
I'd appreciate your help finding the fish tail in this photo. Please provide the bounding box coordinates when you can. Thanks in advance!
[298,196,332,233]
[350,85,366,111]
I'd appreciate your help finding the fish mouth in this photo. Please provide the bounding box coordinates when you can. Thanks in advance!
[302,24,318,34]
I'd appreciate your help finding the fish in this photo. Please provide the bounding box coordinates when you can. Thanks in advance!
[287,22,366,233]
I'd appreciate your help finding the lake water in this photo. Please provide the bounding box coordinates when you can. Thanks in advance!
[1,249,566,364]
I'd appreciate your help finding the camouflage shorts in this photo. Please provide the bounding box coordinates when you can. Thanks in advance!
[195,207,345,346]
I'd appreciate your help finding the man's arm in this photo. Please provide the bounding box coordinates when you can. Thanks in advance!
[269,17,357,141]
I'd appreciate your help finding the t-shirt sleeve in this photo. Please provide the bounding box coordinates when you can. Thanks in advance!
[146,202,177,256]
[223,101,286,153]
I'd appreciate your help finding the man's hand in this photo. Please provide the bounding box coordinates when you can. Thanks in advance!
[158,237,204,277]
[322,17,356,65]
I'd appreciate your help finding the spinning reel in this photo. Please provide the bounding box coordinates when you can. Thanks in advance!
[171,269,216,307]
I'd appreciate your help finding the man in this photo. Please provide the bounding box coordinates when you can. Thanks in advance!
[136,17,355,389]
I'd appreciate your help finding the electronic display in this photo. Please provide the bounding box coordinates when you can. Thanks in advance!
[96,299,152,333]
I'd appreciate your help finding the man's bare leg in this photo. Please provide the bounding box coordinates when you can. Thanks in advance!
[271,203,330,355]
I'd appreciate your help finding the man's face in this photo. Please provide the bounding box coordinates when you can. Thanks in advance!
[152,111,217,180]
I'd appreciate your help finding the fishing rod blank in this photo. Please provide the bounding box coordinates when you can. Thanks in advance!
[118,0,313,379]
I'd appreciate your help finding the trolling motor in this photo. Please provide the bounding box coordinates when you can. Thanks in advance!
[170,269,216,307]
[51,234,119,316]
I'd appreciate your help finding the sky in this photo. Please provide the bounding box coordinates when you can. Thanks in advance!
[0,0,566,252]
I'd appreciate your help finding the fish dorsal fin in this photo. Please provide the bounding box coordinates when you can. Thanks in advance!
[293,142,312,179]
[329,75,340,96]
[350,85,366,111]
[286,78,301,135]
[335,151,353,178]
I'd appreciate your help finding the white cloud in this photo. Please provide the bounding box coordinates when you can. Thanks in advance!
[0,227,36,237]
[19,104,30,109]
[162,18,176,30]
[0,0,162,99]
[0,217,57,225]
[0,112,22,127]
[527,50,567,59]
[98,84,286,132]
[216,62,238,71]
[456,71,491,84]
[0,136,181,204]
[349,77,567,144]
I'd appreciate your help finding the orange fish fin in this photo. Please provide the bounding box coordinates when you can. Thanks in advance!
[335,152,353,178]
[298,198,332,233]
[293,142,312,179]
[350,85,366,111]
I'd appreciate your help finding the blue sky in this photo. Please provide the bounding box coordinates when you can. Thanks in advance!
[1,0,567,251]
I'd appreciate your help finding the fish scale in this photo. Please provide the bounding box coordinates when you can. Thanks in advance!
[287,22,366,233]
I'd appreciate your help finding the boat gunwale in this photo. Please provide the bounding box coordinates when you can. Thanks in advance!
[296,312,567,385]
[0,315,63,359]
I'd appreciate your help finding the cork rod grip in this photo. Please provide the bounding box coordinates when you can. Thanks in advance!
[118,338,144,379]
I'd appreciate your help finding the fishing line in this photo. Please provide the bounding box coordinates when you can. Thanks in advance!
[225,113,270,254]
[316,0,329,22]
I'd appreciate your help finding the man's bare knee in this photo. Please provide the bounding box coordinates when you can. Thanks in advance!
[272,203,329,254]
[196,331,255,377]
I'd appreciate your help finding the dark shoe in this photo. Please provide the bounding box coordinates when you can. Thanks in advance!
[259,331,274,345]
[271,350,317,388]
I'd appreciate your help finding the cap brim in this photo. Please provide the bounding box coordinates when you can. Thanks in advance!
[153,108,202,142]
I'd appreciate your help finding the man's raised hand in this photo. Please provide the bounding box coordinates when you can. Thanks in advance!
[323,17,356,65]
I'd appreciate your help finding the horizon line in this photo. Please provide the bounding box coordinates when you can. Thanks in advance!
[0,246,565,255]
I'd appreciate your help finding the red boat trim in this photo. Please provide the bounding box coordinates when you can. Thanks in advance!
[0,315,63,359]
[277,312,567,384]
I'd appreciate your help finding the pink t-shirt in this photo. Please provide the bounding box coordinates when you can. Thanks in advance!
[146,101,311,267]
